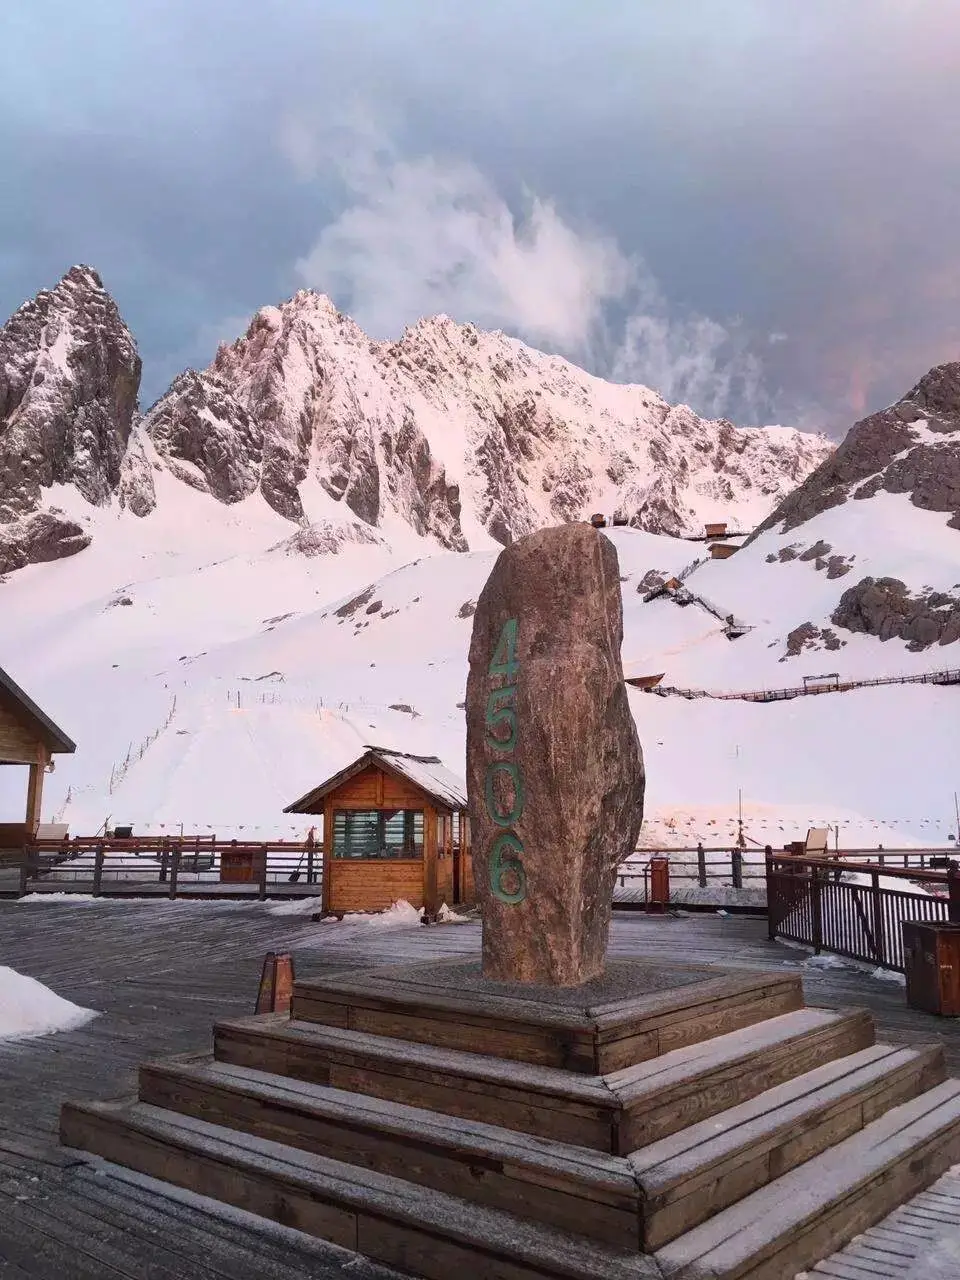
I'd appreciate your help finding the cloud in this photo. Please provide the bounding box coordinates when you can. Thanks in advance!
[284,116,773,422]
[288,119,634,354]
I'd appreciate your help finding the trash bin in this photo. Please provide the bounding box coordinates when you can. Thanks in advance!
[902,920,960,1016]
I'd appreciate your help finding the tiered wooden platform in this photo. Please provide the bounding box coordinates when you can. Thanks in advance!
[60,957,960,1280]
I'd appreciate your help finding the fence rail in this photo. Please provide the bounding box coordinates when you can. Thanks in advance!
[765,850,960,972]
[647,666,960,704]
[13,834,321,900]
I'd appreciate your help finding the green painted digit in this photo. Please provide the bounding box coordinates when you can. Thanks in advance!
[484,761,524,827]
[484,685,517,751]
[489,831,527,904]
[488,617,519,681]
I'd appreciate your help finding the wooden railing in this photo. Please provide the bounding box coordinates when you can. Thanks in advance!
[618,845,765,892]
[646,666,960,703]
[765,849,959,972]
[15,834,320,900]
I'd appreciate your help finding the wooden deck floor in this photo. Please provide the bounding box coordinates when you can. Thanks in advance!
[2,901,960,1278]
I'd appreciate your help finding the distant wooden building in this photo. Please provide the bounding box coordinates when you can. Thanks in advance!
[0,666,75,853]
[704,521,728,539]
[283,747,473,918]
[624,673,665,691]
[709,542,739,560]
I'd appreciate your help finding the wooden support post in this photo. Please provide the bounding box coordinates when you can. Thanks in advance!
[423,804,439,921]
[765,847,775,939]
[731,847,743,890]
[811,867,824,955]
[870,871,886,965]
[24,752,46,836]
[306,828,315,885]
[948,865,960,924]
[168,845,180,899]
[697,842,707,888]
[258,844,269,900]
[92,843,105,897]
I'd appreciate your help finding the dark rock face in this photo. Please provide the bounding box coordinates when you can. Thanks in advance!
[0,265,141,565]
[146,370,262,506]
[465,523,645,986]
[748,361,960,542]
[0,509,92,576]
[831,577,960,650]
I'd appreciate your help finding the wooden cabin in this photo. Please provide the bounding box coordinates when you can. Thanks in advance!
[0,666,75,857]
[283,747,473,918]
[704,521,728,539]
[709,542,739,559]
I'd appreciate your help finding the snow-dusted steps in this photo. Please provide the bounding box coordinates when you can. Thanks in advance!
[60,957,960,1280]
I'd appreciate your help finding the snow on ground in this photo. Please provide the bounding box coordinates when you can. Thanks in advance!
[1,507,958,847]
[0,966,99,1040]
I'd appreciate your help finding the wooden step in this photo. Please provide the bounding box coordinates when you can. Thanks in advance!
[138,1053,641,1247]
[611,1005,875,1150]
[60,1100,661,1280]
[654,1078,960,1280]
[214,1007,872,1156]
[214,1013,622,1150]
[629,1041,945,1249]
[293,958,804,1072]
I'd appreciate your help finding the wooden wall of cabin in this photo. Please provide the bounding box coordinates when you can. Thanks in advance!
[326,860,425,913]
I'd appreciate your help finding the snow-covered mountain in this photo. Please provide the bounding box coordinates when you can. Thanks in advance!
[0,266,833,576]
[2,266,958,848]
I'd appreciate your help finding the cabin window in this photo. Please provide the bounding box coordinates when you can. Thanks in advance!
[332,809,424,859]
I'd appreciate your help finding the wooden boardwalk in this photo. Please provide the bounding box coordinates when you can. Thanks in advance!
[2,900,960,1278]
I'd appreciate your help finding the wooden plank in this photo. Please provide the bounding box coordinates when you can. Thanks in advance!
[614,1007,876,1149]
[632,1042,944,1248]
[212,1017,620,1150]
[138,1056,640,1245]
[655,1080,960,1280]
[61,1101,661,1280]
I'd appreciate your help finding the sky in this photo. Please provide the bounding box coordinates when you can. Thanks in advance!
[1,0,959,432]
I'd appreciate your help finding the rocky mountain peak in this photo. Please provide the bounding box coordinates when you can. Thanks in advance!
[0,264,141,574]
[748,359,960,542]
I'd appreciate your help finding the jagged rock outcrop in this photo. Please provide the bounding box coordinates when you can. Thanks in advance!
[1,269,835,577]
[142,297,831,550]
[267,519,384,557]
[0,265,141,569]
[831,577,960,650]
[748,361,960,541]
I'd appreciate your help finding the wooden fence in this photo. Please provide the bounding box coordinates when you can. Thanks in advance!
[647,666,960,704]
[765,849,960,972]
[618,845,765,892]
[13,834,321,900]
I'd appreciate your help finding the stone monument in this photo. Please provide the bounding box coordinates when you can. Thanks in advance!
[465,522,645,985]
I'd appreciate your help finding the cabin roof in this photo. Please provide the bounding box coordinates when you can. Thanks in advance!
[0,665,76,755]
[283,746,467,814]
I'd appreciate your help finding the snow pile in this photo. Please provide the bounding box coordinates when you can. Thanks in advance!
[0,966,98,1040]
[320,899,423,929]
[437,902,472,923]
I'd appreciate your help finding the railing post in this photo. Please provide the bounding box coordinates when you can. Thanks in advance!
[765,846,775,939]
[697,842,707,888]
[159,841,169,884]
[949,866,960,924]
[169,845,180,900]
[259,844,269,901]
[93,843,105,897]
[870,870,885,965]
[731,847,743,890]
[811,867,823,954]
[18,842,34,898]
[307,839,315,885]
